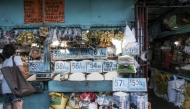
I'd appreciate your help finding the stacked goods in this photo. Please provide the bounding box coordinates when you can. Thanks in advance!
[180,83,190,109]
[162,51,173,68]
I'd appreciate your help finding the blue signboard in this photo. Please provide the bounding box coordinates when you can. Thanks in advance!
[71,61,86,73]
[66,48,79,59]
[53,49,66,60]
[80,48,94,58]
[54,61,70,73]
[29,62,44,73]
[86,61,102,73]
[129,78,147,91]
[103,60,117,72]
[113,78,129,91]
[93,48,107,58]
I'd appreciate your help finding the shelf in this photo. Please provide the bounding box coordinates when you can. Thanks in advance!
[48,80,112,92]
[156,25,190,39]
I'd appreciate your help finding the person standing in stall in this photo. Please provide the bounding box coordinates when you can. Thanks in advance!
[2,44,27,109]
[21,48,41,61]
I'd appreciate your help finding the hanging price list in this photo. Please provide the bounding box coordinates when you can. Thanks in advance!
[71,61,86,73]
[87,61,102,73]
[113,78,147,91]
[103,60,117,72]
[53,49,66,60]
[80,48,94,58]
[29,62,44,73]
[54,61,70,72]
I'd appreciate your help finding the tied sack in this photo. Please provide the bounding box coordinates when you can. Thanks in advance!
[1,56,35,97]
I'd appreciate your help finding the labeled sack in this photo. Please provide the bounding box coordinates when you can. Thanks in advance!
[1,56,35,97]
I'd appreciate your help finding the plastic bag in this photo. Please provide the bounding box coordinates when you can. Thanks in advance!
[122,25,136,48]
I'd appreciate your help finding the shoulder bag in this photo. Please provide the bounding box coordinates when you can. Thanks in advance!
[1,56,35,97]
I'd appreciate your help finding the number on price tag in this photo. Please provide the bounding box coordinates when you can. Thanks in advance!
[29,62,44,73]
[53,49,66,60]
[66,48,79,59]
[71,61,86,73]
[54,61,70,72]
[103,60,117,72]
[87,61,102,73]
[113,78,129,91]
[129,78,147,91]
[93,48,107,58]
[80,48,94,58]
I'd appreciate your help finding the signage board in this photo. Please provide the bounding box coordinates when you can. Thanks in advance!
[53,49,66,60]
[93,48,107,58]
[29,62,44,73]
[71,61,86,73]
[86,61,102,73]
[54,61,70,73]
[103,60,117,72]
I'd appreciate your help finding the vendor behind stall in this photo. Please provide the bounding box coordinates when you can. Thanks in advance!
[21,48,41,61]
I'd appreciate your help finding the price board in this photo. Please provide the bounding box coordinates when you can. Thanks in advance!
[129,78,147,91]
[29,62,44,73]
[80,48,94,58]
[103,60,117,72]
[93,48,107,58]
[113,78,129,91]
[53,49,66,60]
[113,78,147,91]
[66,48,79,59]
[123,42,139,55]
[71,61,86,73]
[87,61,102,73]
[54,61,70,72]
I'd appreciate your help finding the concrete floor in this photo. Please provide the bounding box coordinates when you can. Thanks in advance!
[148,89,180,109]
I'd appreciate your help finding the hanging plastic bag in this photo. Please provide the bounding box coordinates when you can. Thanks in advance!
[122,25,136,48]
[167,75,177,103]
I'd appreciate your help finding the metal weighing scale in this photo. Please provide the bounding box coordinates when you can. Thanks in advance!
[28,61,54,79]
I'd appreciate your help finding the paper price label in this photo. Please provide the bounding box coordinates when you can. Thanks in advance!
[113,78,129,91]
[80,48,94,58]
[129,78,147,91]
[53,49,66,60]
[71,61,86,73]
[87,61,102,73]
[93,48,107,58]
[103,60,117,72]
[29,62,44,73]
[66,48,79,59]
[54,61,70,73]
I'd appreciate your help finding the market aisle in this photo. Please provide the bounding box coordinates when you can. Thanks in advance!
[148,89,180,109]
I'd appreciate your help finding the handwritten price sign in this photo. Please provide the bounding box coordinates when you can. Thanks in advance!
[66,48,79,59]
[80,48,94,58]
[113,78,129,91]
[53,49,66,60]
[103,60,117,72]
[93,48,107,58]
[29,62,44,73]
[87,61,102,73]
[54,61,70,73]
[71,61,86,73]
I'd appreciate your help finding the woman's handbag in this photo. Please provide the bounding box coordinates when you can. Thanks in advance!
[1,56,35,97]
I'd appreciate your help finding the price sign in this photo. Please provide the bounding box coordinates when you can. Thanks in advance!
[123,42,139,55]
[93,48,107,58]
[129,78,147,91]
[71,61,86,73]
[53,49,66,60]
[113,78,129,91]
[80,48,94,58]
[54,61,70,73]
[66,48,79,59]
[87,61,102,73]
[29,62,44,73]
[103,60,117,72]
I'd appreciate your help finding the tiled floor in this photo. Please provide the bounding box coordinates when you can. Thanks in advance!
[148,89,180,109]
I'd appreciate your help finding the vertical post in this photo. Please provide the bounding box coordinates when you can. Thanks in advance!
[43,43,51,72]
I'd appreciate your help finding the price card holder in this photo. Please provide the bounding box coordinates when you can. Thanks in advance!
[71,61,86,73]
[86,61,102,73]
[103,60,117,72]
[129,78,147,92]
[54,61,70,73]
[113,78,147,92]
[66,48,79,59]
[53,49,66,60]
[80,48,94,58]
[113,78,129,91]
[29,62,44,73]
[93,48,107,58]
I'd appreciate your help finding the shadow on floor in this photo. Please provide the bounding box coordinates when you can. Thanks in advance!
[148,89,180,109]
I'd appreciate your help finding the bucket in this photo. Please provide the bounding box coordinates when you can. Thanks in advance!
[130,93,148,109]
[112,92,130,109]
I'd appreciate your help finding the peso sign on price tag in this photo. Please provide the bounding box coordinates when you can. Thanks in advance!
[71,61,86,73]
[29,62,44,73]
[54,61,70,73]
[80,48,94,58]
[87,61,102,73]
[93,48,107,58]
[113,78,129,91]
[103,60,117,72]
[53,49,66,60]
[129,78,147,91]
[66,48,79,59]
